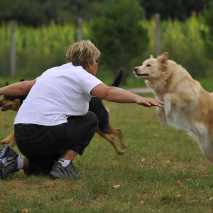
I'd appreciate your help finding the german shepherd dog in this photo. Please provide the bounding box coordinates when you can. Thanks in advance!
[0,71,127,154]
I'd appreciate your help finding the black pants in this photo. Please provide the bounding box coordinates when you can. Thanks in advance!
[14,111,98,175]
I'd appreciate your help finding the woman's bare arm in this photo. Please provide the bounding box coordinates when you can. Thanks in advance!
[0,80,36,96]
[91,84,163,107]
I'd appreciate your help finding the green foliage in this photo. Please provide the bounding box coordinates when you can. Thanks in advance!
[139,0,206,20]
[144,15,209,77]
[0,25,10,74]
[0,0,101,26]
[0,14,213,81]
[0,0,54,26]
[90,0,148,79]
[198,78,213,91]
[0,0,207,26]
[0,23,75,78]
[203,1,213,58]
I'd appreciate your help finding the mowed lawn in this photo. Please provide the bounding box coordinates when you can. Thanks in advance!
[0,102,213,213]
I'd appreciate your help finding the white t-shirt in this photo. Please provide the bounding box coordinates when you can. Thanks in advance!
[14,63,102,126]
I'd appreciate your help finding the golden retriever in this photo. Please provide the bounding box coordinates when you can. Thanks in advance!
[133,53,213,162]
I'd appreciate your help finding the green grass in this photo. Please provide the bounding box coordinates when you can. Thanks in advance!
[1,103,213,213]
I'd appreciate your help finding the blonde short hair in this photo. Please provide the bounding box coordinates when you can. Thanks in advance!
[65,40,101,68]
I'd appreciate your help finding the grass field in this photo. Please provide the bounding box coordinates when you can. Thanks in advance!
[0,102,213,213]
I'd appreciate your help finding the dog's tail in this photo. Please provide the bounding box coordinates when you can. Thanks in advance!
[111,70,123,87]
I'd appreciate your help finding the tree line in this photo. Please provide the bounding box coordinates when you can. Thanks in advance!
[0,0,213,80]
[0,0,207,26]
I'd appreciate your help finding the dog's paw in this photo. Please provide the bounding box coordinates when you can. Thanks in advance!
[0,138,11,144]
[0,135,15,145]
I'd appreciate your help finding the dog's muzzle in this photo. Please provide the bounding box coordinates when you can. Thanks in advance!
[133,68,149,78]
[133,68,140,77]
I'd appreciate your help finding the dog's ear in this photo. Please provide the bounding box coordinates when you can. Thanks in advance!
[157,52,168,64]
[149,54,154,59]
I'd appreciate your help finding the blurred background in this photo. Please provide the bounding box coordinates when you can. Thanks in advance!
[0,0,212,87]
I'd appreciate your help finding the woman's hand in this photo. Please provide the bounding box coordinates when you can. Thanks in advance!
[136,97,163,107]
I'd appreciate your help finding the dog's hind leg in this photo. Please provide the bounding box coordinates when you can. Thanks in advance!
[110,128,127,150]
[97,129,127,155]
[190,122,213,162]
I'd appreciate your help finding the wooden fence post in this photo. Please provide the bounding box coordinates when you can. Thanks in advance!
[76,16,83,41]
[155,13,161,56]
[10,22,17,77]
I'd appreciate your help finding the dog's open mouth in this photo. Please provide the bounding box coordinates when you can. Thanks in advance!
[135,73,149,78]
[133,70,150,79]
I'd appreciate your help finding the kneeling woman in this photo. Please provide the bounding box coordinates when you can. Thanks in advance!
[0,40,162,179]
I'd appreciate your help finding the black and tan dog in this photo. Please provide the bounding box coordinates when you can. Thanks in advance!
[0,93,25,145]
[0,72,127,154]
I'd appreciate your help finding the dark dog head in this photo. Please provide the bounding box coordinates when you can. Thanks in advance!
[0,95,23,111]
[0,79,26,111]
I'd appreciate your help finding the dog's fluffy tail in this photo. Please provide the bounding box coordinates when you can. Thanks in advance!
[111,70,123,87]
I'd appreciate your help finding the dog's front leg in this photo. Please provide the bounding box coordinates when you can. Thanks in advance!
[164,93,185,115]
[156,107,167,125]
[163,94,173,116]
[164,91,197,116]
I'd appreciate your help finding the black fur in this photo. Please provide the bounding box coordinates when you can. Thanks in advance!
[89,70,123,132]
